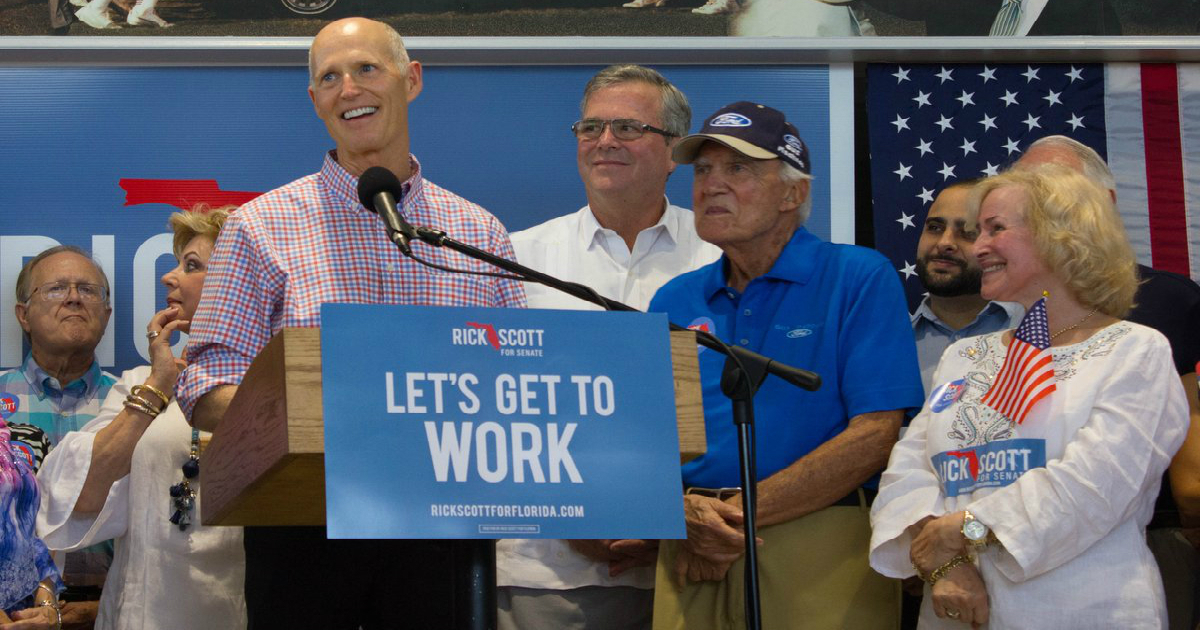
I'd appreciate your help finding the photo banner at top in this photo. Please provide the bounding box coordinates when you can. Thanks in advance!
[6,0,1185,36]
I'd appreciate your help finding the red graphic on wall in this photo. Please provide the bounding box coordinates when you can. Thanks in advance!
[119,179,263,210]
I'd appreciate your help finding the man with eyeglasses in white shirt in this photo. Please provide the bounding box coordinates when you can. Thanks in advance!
[497,64,720,630]
[1,244,117,628]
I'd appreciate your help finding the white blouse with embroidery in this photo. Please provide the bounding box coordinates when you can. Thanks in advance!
[870,322,1188,629]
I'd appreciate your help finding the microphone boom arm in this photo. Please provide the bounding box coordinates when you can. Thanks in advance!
[412,227,820,392]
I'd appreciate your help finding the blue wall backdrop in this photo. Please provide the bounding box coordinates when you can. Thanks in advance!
[0,64,833,372]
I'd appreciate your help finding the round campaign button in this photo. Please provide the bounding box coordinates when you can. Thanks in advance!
[10,441,35,468]
[687,317,716,353]
[928,379,967,413]
[0,393,18,420]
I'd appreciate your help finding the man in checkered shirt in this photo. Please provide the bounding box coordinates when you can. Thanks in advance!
[177,17,525,629]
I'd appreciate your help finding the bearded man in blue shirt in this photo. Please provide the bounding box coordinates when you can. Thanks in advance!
[647,102,924,630]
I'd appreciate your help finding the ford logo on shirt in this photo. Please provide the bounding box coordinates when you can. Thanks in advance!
[709,113,752,127]
[786,328,812,338]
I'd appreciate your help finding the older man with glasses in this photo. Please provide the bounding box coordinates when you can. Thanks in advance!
[1,244,117,627]
[6,245,115,460]
[498,64,719,630]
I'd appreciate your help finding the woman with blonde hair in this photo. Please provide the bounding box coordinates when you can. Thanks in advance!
[37,206,244,630]
[869,165,1188,628]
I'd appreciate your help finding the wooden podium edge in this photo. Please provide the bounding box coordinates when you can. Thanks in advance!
[670,330,706,464]
[201,329,327,526]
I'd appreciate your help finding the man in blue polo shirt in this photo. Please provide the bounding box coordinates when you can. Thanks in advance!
[647,102,923,630]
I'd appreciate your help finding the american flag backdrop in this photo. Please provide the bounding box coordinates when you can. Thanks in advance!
[980,297,1057,425]
[866,62,1200,310]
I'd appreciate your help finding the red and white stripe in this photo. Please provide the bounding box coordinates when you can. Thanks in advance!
[1104,63,1200,280]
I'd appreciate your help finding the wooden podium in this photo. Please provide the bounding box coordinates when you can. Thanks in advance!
[201,327,706,526]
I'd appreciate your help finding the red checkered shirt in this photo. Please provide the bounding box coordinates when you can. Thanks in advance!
[177,152,526,417]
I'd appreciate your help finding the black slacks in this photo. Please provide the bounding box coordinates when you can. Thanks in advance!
[244,526,456,630]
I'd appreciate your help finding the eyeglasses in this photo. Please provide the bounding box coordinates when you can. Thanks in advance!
[571,118,675,141]
[26,282,109,304]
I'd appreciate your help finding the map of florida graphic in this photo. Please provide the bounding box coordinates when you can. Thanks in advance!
[119,179,263,210]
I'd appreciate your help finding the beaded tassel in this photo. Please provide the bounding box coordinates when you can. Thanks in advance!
[169,428,201,531]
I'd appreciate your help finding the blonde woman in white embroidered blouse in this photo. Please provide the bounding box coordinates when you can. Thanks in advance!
[869,165,1189,629]
[36,207,245,630]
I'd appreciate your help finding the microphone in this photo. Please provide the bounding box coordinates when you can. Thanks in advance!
[357,166,417,255]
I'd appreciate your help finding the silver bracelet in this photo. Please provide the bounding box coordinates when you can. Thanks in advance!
[35,582,55,599]
[37,599,62,630]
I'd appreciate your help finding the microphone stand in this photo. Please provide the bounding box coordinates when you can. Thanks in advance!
[399,225,820,630]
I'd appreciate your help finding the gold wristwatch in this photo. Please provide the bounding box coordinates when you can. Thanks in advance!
[961,510,991,548]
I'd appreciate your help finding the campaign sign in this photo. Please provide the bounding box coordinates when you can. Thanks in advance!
[320,303,686,540]
[931,438,1047,498]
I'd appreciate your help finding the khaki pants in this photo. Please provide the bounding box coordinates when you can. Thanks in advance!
[652,504,899,630]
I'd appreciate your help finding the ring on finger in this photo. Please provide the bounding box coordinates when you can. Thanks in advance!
[146,330,160,340]
[946,609,961,619]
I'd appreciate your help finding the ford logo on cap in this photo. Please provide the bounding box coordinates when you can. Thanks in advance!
[783,134,804,151]
[709,113,752,127]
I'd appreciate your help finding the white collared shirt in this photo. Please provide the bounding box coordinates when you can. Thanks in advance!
[498,199,720,591]
[511,200,721,312]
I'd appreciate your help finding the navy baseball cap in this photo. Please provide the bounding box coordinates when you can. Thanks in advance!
[672,101,810,175]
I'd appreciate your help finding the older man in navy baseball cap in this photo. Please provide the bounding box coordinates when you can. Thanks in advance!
[672,101,811,172]
[646,102,923,629]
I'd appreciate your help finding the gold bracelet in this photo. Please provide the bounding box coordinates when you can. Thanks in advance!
[133,383,171,408]
[123,397,160,418]
[127,393,162,413]
[923,554,974,585]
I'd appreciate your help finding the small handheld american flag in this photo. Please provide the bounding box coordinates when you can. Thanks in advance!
[981,297,1056,424]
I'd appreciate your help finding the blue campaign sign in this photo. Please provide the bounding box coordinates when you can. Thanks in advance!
[319,303,686,540]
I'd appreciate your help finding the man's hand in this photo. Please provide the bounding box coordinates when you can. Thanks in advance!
[910,511,968,576]
[675,544,736,584]
[61,600,98,630]
[566,539,617,563]
[566,539,661,576]
[608,539,659,576]
[671,494,760,585]
[930,563,989,627]
[682,494,747,563]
